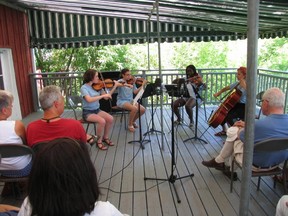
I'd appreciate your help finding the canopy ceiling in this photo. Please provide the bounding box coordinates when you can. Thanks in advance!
[1,0,288,48]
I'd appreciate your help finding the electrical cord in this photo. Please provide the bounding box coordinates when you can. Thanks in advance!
[99,180,166,194]
[99,140,142,185]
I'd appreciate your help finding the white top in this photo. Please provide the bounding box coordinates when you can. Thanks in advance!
[18,197,129,216]
[0,121,31,170]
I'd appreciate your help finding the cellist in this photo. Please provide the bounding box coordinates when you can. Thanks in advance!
[214,66,247,136]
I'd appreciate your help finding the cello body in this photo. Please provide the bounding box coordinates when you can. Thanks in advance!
[208,89,242,128]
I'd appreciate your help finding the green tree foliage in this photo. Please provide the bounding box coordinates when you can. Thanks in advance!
[34,38,287,73]
[258,37,288,71]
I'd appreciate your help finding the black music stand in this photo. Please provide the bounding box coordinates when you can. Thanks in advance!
[128,90,150,149]
[144,84,194,203]
[183,86,208,144]
[143,83,163,136]
[173,80,191,127]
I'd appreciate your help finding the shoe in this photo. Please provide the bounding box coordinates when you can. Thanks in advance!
[202,158,225,170]
[223,169,238,181]
[102,138,114,146]
[174,120,181,125]
[214,131,227,136]
[87,135,98,146]
[133,122,139,128]
[96,140,108,150]
[189,120,194,127]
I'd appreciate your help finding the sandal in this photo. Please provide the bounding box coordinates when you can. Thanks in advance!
[133,122,138,128]
[128,125,135,132]
[215,131,227,136]
[102,138,114,146]
[97,140,108,150]
[87,135,98,146]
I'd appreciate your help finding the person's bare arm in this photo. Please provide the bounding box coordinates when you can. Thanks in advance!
[14,120,27,144]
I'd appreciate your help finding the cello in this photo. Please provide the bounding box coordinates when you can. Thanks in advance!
[208,86,242,128]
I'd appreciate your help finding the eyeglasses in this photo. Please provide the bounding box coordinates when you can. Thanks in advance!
[260,99,269,104]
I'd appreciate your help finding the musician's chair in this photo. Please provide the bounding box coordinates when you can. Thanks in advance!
[67,95,97,133]
[230,137,288,193]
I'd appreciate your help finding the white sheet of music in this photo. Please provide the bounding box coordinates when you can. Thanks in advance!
[186,83,196,99]
[133,87,144,106]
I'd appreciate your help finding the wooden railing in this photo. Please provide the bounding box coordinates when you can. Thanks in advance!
[29,68,288,113]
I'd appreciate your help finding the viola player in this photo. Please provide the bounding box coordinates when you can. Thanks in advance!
[213,66,247,136]
[80,69,121,150]
[117,68,147,132]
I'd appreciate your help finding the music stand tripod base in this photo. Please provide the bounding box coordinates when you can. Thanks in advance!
[183,97,208,144]
[144,173,194,203]
[128,97,151,150]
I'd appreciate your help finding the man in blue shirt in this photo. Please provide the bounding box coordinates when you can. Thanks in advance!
[202,87,288,173]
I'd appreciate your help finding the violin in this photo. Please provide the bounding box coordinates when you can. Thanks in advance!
[126,76,147,87]
[92,78,115,91]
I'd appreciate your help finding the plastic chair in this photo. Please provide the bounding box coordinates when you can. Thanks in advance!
[230,138,288,193]
[67,95,97,133]
[0,144,34,197]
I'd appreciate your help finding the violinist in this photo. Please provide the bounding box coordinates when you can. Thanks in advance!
[213,66,247,136]
[172,64,204,127]
[80,69,122,150]
[117,68,147,132]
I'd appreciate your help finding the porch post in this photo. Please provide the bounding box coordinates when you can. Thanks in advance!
[239,0,259,215]
[156,0,164,149]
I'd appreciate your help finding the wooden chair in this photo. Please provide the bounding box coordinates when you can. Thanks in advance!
[230,138,288,193]
[67,95,97,133]
[0,144,34,197]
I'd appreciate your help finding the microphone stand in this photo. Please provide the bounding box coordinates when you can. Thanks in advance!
[128,97,150,149]
[184,86,207,144]
[144,87,194,203]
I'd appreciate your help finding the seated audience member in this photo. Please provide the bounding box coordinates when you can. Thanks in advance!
[202,87,288,177]
[0,90,32,178]
[18,138,128,216]
[276,195,288,216]
[27,85,97,147]
[0,204,19,216]
[117,68,147,132]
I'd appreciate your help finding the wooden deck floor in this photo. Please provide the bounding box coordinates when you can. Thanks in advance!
[1,106,284,215]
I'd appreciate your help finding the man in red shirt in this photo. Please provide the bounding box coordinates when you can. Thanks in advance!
[27,85,96,147]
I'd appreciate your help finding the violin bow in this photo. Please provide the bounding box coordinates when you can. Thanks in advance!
[219,82,240,101]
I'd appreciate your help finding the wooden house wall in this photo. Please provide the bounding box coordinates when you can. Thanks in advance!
[0,5,34,118]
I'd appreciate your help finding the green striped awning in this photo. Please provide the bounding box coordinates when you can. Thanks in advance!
[28,10,247,49]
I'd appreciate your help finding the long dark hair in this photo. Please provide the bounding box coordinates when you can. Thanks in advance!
[83,69,98,84]
[186,64,197,75]
[28,138,100,216]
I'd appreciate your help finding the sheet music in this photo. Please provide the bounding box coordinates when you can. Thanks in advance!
[186,83,196,99]
[133,87,144,106]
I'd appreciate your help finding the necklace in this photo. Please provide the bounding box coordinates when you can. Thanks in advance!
[41,116,60,123]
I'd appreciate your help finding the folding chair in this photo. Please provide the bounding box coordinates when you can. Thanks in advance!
[230,137,288,193]
[256,91,265,119]
[67,95,97,133]
[0,144,34,198]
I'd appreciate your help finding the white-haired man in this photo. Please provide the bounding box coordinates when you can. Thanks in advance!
[202,87,288,178]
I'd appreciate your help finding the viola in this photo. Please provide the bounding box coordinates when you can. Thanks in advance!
[92,78,114,91]
[208,88,242,128]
